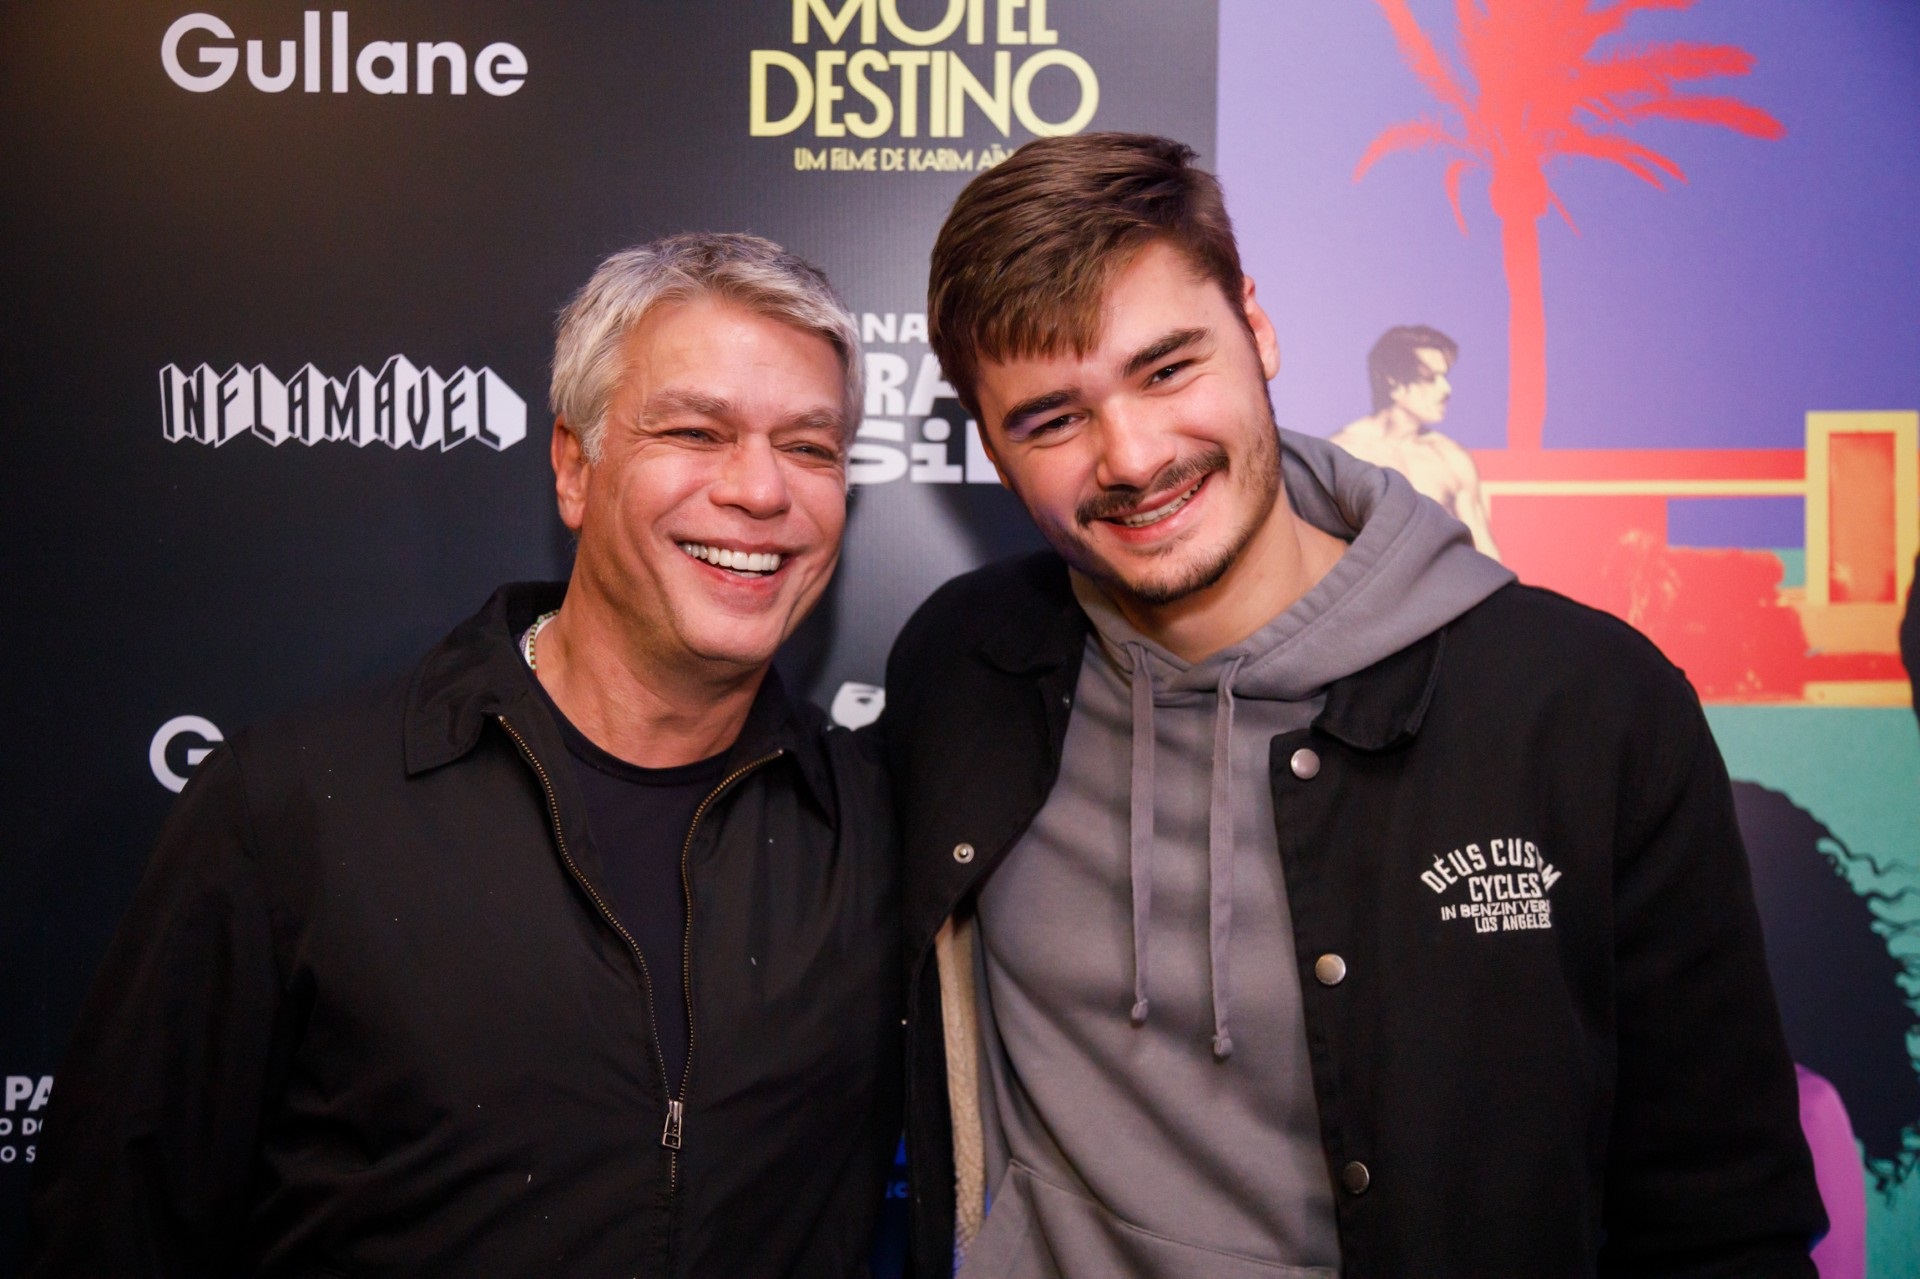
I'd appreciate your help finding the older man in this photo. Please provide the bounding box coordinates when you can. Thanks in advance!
[27,234,900,1277]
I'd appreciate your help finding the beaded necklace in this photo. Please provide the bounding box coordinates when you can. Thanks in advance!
[521,610,559,671]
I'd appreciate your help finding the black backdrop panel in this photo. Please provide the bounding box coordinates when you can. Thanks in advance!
[0,2,1218,1268]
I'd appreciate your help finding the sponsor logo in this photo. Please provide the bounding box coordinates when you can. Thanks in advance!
[754,0,1100,172]
[151,715,223,793]
[159,359,526,451]
[830,681,885,728]
[852,313,998,486]
[1420,837,1562,933]
[0,1075,51,1166]
[162,11,527,96]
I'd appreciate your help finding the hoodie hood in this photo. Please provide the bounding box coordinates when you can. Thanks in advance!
[1075,427,1514,699]
[1073,428,1513,1056]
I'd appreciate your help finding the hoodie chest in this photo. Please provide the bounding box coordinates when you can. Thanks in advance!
[976,651,1315,1040]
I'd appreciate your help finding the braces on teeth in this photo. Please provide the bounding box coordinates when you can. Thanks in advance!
[1118,479,1203,528]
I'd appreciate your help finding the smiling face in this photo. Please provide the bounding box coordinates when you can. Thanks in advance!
[1389,346,1452,427]
[555,295,849,680]
[973,239,1287,612]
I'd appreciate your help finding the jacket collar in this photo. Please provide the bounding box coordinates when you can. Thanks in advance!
[402,582,836,816]
[975,551,1448,750]
[1314,627,1446,752]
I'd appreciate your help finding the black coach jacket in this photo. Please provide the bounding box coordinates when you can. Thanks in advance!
[28,583,902,1278]
[884,552,1823,1278]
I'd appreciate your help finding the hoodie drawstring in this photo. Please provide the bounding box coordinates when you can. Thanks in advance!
[1126,642,1155,1026]
[1124,642,1243,1060]
[1208,656,1243,1059]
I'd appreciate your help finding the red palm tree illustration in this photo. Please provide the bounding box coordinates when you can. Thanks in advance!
[1355,0,1784,450]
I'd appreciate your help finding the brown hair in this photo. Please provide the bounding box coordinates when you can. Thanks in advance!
[928,133,1245,418]
[1367,324,1458,412]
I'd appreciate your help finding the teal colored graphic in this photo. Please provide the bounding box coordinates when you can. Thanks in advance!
[1707,707,1920,1276]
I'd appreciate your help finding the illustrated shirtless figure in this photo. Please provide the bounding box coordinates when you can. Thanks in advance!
[1330,325,1500,559]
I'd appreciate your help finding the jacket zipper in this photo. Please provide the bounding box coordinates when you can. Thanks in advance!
[497,715,780,1189]
[669,749,785,1167]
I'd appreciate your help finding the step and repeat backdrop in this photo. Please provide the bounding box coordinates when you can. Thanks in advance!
[2,1,1915,1274]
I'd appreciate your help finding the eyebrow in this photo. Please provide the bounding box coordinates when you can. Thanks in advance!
[1000,328,1213,437]
[640,388,732,424]
[1120,327,1209,380]
[641,390,844,436]
[1001,388,1078,438]
[780,406,848,439]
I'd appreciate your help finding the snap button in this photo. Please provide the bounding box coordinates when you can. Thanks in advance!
[1314,954,1347,986]
[1290,748,1321,780]
[952,842,976,864]
[1341,1161,1371,1195]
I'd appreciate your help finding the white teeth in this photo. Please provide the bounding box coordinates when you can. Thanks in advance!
[679,543,783,575]
[1117,479,1203,528]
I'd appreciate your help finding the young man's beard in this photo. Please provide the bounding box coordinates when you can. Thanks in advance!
[1062,412,1283,609]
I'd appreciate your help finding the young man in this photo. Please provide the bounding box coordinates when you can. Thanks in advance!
[885,135,1821,1277]
[1330,325,1500,559]
[28,234,900,1277]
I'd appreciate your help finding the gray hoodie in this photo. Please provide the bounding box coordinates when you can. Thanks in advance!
[961,431,1513,1278]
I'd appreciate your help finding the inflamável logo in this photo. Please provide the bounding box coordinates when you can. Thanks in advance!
[162,12,527,96]
[159,359,527,451]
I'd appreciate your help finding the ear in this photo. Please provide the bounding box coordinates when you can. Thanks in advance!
[1241,275,1281,381]
[552,418,591,532]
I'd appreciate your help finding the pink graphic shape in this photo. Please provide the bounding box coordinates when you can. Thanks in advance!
[1797,1065,1866,1279]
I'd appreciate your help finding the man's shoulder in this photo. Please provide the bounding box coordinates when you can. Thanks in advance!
[1424,586,1715,822]
[893,550,1073,662]
[146,667,423,875]
[884,551,1081,744]
[1449,581,1697,707]
[225,667,419,789]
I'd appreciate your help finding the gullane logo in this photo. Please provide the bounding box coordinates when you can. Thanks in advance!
[162,12,527,96]
[159,359,527,451]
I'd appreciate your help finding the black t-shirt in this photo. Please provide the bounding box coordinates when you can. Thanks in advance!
[525,667,727,1092]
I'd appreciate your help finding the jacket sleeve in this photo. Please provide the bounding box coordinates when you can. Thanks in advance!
[24,742,287,1278]
[1598,688,1826,1277]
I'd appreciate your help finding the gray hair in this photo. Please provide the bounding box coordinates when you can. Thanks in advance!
[550,232,863,461]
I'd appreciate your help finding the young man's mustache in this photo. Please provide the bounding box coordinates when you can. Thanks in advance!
[1076,447,1228,526]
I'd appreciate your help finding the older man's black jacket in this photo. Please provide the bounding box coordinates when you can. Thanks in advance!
[886,551,1823,1278]
[28,583,902,1278]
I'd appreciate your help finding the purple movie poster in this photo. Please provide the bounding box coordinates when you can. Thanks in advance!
[1218,3,1920,1274]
